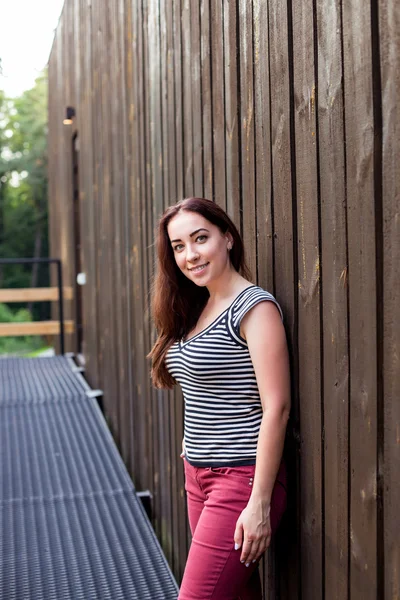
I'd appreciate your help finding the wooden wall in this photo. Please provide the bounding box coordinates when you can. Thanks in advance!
[48,1,399,598]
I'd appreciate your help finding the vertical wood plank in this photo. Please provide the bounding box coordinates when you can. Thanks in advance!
[62,1,75,351]
[191,2,203,197]
[174,0,184,200]
[343,2,378,598]
[150,0,170,560]
[72,0,83,358]
[143,0,156,501]
[99,0,112,421]
[164,0,181,572]
[201,0,212,200]
[83,0,99,385]
[379,1,400,598]
[91,0,106,398]
[125,0,136,476]
[127,0,145,487]
[105,0,120,443]
[47,46,57,341]
[252,1,276,594]
[223,0,240,227]
[139,0,154,494]
[175,0,190,571]
[292,2,323,598]
[109,0,124,449]
[181,0,194,197]
[166,0,177,205]
[144,0,161,539]
[116,0,133,468]
[211,0,226,209]
[253,0,273,292]
[317,2,349,599]
[74,0,81,126]
[268,2,299,596]
[111,0,125,454]
[268,0,297,337]
[238,0,256,277]
[160,0,174,567]
[122,0,135,473]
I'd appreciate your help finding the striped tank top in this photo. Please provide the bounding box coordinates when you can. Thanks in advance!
[165,285,283,467]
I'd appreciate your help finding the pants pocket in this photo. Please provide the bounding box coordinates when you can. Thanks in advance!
[209,465,255,485]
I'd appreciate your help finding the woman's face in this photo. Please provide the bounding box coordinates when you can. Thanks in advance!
[167,210,233,287]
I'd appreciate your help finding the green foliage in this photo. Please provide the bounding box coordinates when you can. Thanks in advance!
[0,302,31,323]
[0,182,47,287]
[0,70,49,265]
[0,70,50,353]
[6,72,48,202]
[0,303,44,355]
[1,72,49,256]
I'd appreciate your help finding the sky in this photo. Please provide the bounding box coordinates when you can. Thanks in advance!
[0,0,65,97]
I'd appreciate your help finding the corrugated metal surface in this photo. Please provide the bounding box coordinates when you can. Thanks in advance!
[0,356,87,403]
[0,357,178,599]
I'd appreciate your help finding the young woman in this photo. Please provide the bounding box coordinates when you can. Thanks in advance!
[149,198,290,600]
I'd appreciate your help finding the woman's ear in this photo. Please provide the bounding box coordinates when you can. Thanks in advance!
[225,233,234,250]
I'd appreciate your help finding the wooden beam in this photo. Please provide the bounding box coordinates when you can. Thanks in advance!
[0,287,74,303]
[0,320,74,336]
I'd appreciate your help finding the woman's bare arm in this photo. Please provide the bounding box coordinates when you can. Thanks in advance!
[234,301,291,565]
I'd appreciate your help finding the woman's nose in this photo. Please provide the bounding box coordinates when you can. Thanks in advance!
[186,246,199,262]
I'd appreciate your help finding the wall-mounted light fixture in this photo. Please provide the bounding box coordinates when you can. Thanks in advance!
[63,106,76,125]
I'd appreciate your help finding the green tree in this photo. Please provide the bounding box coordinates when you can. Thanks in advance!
[0,70,49,326]
[5,71,49,295]
[0,87,11,287]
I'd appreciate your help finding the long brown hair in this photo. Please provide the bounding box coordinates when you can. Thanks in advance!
[149,197,252,388]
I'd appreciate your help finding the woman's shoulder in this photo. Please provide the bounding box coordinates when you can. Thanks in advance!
[232,284,277,308]
[231,285,283,323]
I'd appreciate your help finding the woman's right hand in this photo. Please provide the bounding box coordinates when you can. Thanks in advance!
[180,439,185,459]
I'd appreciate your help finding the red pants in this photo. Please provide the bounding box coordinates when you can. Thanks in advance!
[178,460,287,600]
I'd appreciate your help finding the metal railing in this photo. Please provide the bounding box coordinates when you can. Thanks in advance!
[0,258,71,355]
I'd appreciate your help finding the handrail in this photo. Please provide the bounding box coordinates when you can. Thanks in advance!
[0,258,68,354]
[0,287,73,303]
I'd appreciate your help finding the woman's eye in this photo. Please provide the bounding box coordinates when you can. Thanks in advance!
[196,235,207,243]
[173,244,184,252]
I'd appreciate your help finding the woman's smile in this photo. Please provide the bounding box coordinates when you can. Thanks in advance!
[188,262,209,274]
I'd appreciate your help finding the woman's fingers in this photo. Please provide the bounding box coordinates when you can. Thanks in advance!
[234,520,243,551]
[236,510,272,563]
[239,537,254,564]
[244,539,261,566]
[254,536,270,561]
[240,534,271,565]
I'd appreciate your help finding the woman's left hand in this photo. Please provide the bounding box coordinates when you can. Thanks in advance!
[234,496,271,566]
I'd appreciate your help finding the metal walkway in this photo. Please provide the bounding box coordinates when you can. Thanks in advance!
[0,356,179,600]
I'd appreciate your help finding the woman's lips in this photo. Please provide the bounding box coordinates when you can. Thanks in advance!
[189,262,209,274]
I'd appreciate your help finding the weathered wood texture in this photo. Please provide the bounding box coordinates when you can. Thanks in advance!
[48,1,399,597]
[379,2,400,599]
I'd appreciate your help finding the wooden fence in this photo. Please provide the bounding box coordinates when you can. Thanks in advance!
[48,1,399,598]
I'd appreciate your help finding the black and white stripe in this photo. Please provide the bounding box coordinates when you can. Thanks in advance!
[165,286,283,467]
